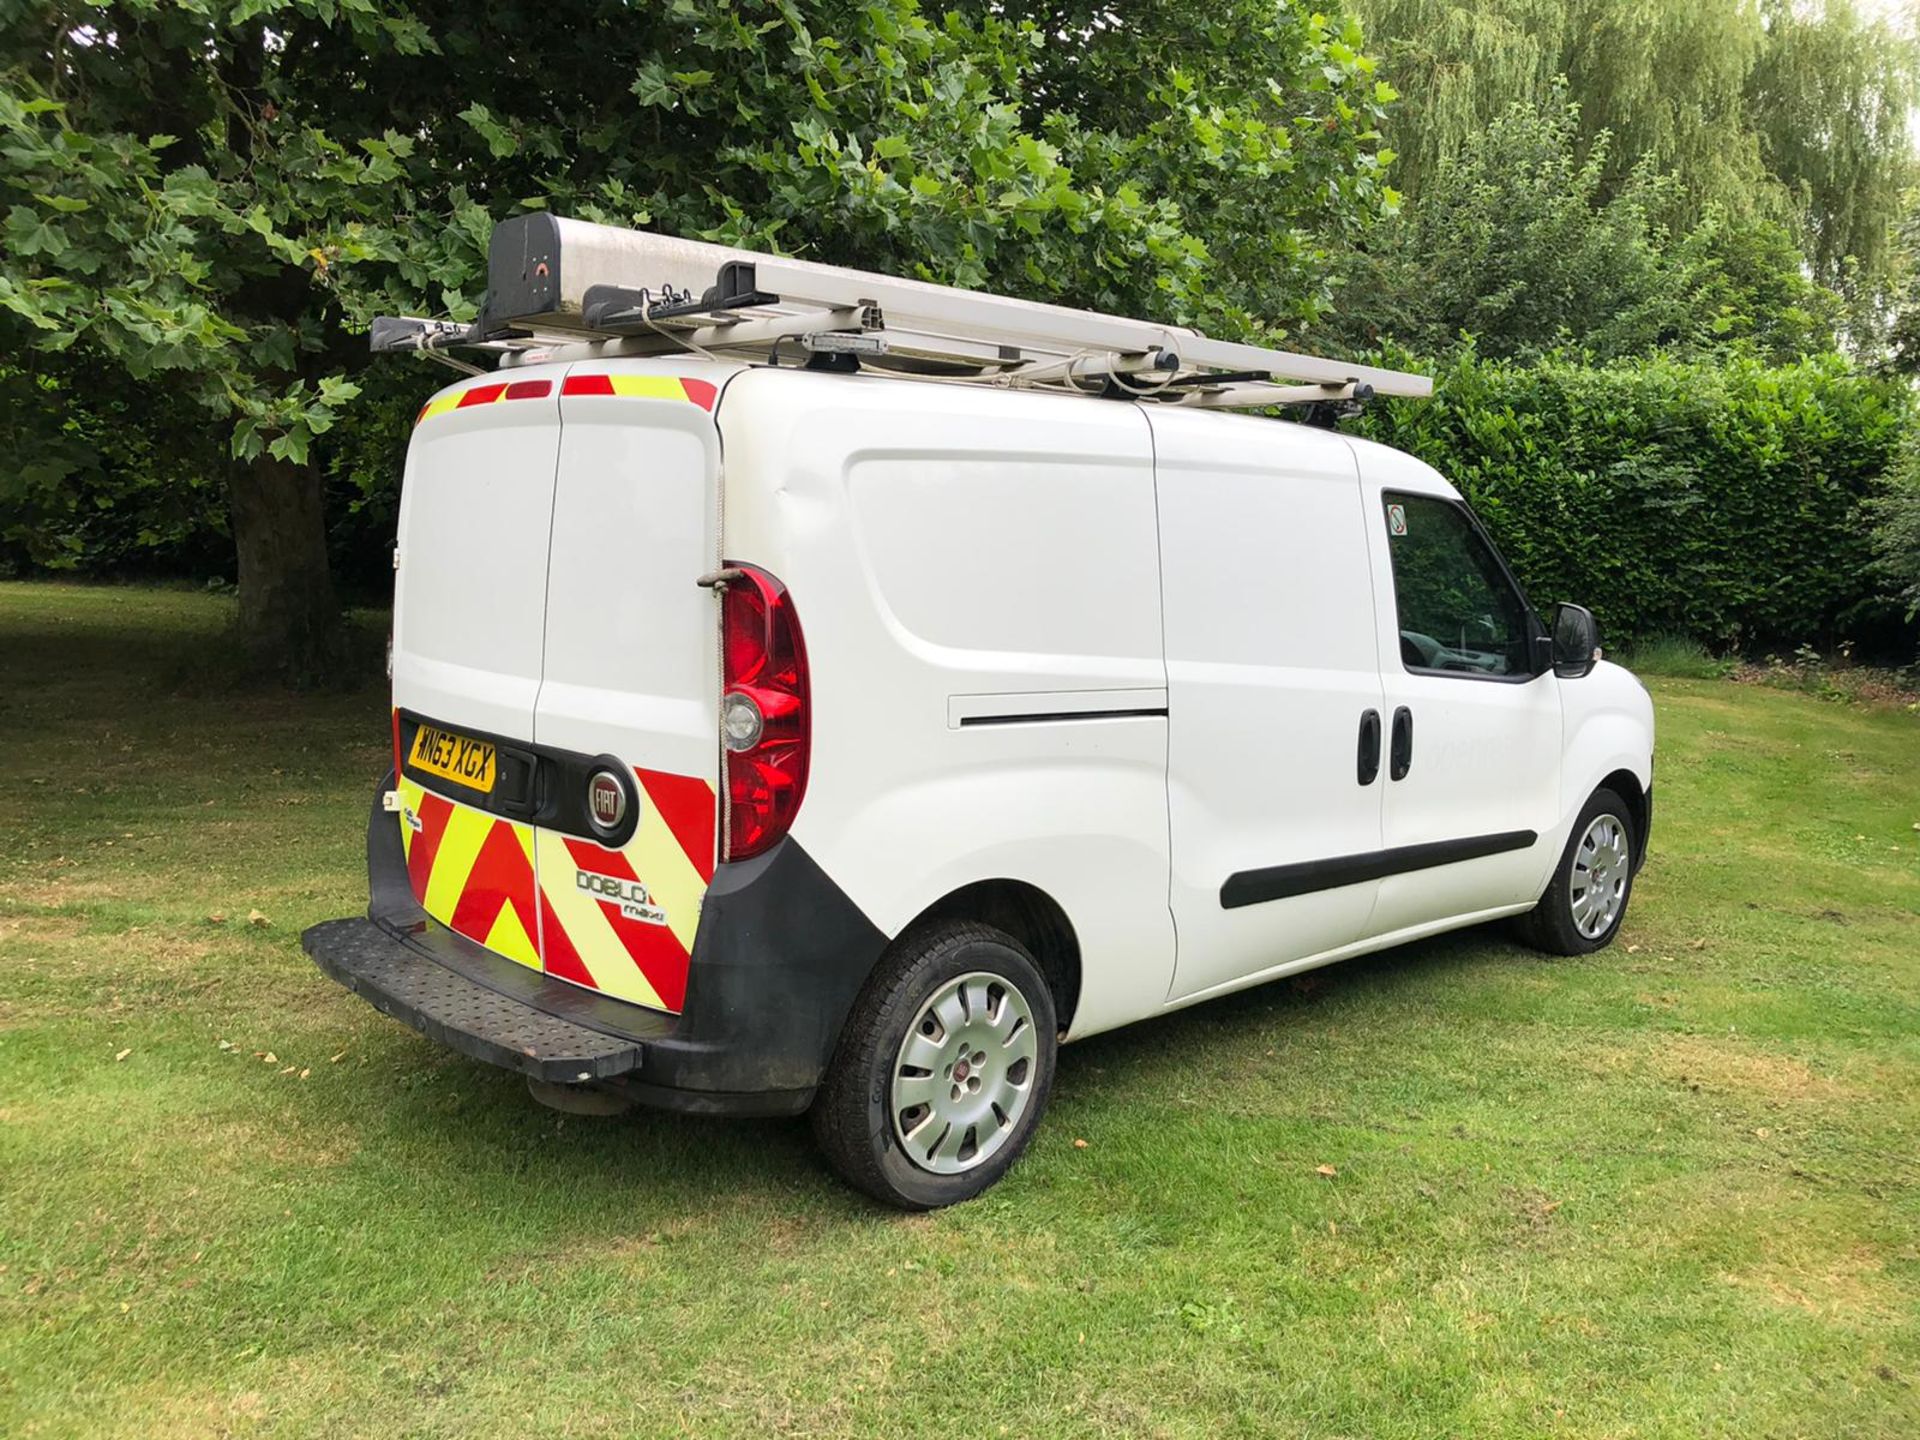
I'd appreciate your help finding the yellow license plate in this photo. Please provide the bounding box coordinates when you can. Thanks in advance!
[408,724,496,793]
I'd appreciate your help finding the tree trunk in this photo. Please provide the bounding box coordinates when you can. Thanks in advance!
[227,451,346,684]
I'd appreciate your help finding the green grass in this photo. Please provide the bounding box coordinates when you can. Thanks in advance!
[3,579,1917,1439]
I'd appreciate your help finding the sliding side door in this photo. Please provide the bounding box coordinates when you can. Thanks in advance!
[1154,409,1387,1004]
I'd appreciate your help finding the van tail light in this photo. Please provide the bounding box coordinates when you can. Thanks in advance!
[720,563,810,861]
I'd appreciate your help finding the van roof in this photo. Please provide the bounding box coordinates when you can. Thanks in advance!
[410,355,1456,504]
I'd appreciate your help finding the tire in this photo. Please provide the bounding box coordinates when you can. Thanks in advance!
[812,920,1057,1210]
[1514,786,1637,956]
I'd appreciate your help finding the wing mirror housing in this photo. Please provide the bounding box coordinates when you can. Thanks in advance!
[1550,602,1602,679]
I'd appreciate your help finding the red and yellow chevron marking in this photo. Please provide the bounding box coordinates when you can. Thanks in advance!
[415,372,717,428]
[560,373,718,409]
[414,377,555,428]
[394,776,541,969]
[534,766,717,1014]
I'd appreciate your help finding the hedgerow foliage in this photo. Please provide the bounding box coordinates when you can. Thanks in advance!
[1353,351,1912,650]
[1869,429,1920,625]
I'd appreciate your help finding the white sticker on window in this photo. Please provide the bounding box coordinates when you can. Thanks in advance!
[1386,503,1408,536]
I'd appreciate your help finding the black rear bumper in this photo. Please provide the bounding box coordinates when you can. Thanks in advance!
[302,779,888,1116]
[305,915,652,1082]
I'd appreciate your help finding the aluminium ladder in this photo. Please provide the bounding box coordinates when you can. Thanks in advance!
[371,214,1430,413]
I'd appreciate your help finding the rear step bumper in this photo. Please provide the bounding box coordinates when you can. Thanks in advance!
[305,917,651,1084]
[302,777,889,1117]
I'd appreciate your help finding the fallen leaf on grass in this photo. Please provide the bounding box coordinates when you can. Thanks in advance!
[1316,1164,1338,1177]
[257,1051,278,1064]
[329,1051,348,1064]
[114,1048,131,1062]
[1072,1138,1089,1149]
[246,909,270,928]
[298,1068,310,1080]
[206,912,228,925]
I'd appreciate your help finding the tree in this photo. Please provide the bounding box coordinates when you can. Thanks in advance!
[2,3,1398,679]
[1349,0,1769,221]
[1889,196,1920,374]
[950,0,1404,333]
[1349,0,1919,308]
[1315,94,1843,363]
[2,6,426,678]
[1383,96,1684,358]
[1671,207,1843,363]
[1749,0,1920,303]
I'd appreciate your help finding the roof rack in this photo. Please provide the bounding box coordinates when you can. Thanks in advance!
[371,215,1431,411]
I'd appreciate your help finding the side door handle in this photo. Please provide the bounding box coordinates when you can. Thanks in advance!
[1357,709,1381,786]
[1390,706,1414,781]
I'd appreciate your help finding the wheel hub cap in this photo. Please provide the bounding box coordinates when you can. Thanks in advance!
[1569,813,1630,938]
[891,971,1038,1175]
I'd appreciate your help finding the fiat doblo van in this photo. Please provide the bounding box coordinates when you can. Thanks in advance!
[304,218,1653,1208]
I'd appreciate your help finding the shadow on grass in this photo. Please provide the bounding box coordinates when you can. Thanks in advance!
[311,922,1532,1228]
[1057,923,1526,1078]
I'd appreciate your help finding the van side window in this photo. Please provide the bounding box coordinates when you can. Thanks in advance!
[1382,493,1534,677]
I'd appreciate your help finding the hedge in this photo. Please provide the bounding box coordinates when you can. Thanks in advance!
[1352,351,1913,652]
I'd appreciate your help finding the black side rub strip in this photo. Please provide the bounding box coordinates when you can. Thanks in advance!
[959,707,1168,728]
[1221,829,1539,909]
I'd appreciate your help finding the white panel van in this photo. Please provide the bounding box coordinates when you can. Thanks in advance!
[306,222,1653,1208]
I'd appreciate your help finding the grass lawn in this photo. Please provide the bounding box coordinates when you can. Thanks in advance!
[2,580,1917,1439]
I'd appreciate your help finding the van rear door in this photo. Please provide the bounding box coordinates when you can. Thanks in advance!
[389,374,564,971]
[529,362,734,1014]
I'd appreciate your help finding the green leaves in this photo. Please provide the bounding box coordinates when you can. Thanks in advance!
[4,204,67,258]
[457,104,518,159]
[630,62,714,110]
[230,376,362,465]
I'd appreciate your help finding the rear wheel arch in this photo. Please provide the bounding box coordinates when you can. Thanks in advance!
[904,879,1082,1036]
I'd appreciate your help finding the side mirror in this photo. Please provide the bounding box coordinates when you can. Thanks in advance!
[1550,602,1602,679]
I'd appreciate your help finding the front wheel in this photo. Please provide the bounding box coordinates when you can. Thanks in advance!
[812,921,1057,1210]
[1514,787,1637,955]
